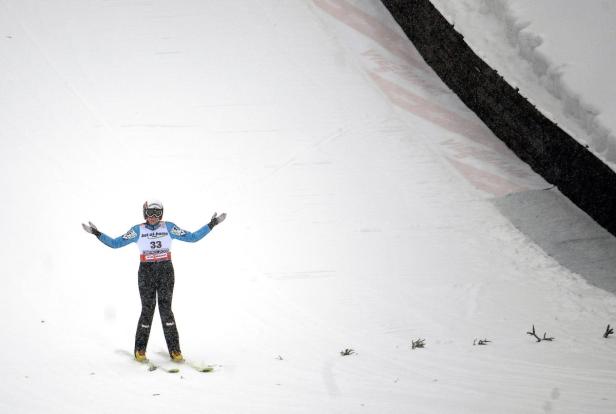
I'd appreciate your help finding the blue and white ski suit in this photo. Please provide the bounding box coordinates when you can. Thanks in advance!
[97,220,212,356]
[98,221,211,262]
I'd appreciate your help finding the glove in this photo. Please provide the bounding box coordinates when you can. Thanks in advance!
[82,221,102,237]
[208,212,227,229]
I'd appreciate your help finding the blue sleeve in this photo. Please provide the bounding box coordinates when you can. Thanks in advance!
[166,221,211,243]
[98,225,140,249]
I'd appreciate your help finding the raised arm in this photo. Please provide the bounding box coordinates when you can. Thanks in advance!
[166,212,226,243]
[82,222,140,248]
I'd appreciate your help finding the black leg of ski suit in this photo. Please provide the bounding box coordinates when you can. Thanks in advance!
[134,261,181,356]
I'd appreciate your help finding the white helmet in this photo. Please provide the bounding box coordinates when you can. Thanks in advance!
[143,199,164,219]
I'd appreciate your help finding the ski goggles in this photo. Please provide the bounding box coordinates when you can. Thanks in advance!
[145,208,163,218]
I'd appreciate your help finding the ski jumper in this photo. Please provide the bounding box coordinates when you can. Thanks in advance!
[97,221,211,356]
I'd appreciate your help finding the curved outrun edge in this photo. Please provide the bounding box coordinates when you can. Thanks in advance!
[380,0,616,238]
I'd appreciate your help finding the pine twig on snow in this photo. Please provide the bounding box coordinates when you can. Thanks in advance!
[411,338,425,349]
[604,324,614,339]
[542,332,555,341]
[527,325,542,342]
[527,325,554,342]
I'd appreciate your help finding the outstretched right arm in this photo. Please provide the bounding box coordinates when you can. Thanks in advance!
[83,222,140,249]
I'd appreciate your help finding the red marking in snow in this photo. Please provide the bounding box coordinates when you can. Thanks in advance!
[313,0,533,196]
[442,139,534,180]
[312,0,426,69]
[446,157,528,196]
[371,70,530,194]
[369,71,498,149]
[362,48,438,89]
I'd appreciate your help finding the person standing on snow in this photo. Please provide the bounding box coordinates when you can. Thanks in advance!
[82,200,226,363]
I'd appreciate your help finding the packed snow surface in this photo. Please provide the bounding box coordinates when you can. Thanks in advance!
[1,1,615,413]
[431,0,616,171]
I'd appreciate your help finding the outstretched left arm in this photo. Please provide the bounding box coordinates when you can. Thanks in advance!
[166,222,211,243]
[166,213,226,243]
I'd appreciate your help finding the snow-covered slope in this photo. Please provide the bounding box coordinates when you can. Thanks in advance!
[430,0,616,171]
[1,1,615,413]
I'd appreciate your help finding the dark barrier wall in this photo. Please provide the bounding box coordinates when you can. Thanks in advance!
[381,0,616,236]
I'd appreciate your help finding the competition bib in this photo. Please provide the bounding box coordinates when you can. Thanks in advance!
[137,222,172,262]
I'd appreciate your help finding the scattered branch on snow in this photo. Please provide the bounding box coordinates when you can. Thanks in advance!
[340,348,355,356]
[411,338,425,349]
[604,324,614,339]
[527,325,554,342]
[542,334,555,341]
[473,338,491,346]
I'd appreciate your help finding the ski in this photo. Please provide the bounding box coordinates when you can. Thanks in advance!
[118,350,180,373]
[185,361,215,373]
[143,360,158,372]
[154,351,215,373]
[149,362,180,373]
[137,358,180,373]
